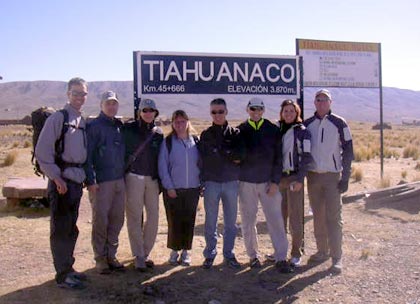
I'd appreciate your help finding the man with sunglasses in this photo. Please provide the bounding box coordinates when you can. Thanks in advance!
[123,98,163,271]
[35,77,88,289]
[237,97,292,273]
[304,89,354,274]
[199,98,245,269]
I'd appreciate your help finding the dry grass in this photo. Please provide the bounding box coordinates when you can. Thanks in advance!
[351,166,363,182]
[2,150,18,167]
[401,170,408,179]
[378,176,391,188]
[403,146,420,160]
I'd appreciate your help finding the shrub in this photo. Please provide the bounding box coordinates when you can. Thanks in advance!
[351,167,363,182]
[12,141,19,148]
[378,176,391,189]
[403,146,420,160]
[23,140,31,148]
[401,170,407,179]
[2,150,18,167]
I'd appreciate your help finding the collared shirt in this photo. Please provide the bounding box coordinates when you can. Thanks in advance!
[35,103,87,183]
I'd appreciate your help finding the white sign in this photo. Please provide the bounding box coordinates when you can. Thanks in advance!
[297,39,380,88]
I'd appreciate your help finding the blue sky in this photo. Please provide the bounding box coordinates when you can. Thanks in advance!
[1,0,420,90]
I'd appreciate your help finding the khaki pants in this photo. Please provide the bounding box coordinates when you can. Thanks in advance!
[238,181,288,261]
[89,178,125,261]
[125,173,159,259]
[307,171,343,259]
[279,175,304,258]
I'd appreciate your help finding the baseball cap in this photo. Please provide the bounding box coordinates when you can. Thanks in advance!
[139,98,159,117]
[101,91,119,103]
[247,97,265,108]
[315,89,332,100]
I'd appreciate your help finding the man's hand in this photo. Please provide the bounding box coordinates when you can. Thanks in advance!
[267,183,278,197]
[290,181,303,192]
[338,179,349,193]
[54,177,68,195]
[167,189,177,198]
[87,184,99,193]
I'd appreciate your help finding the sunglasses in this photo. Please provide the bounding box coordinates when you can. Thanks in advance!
[211,110,225,115]
[70,91,88,97]
[249,106,263,111]
[315,98,330,103]
[142,108,156,113]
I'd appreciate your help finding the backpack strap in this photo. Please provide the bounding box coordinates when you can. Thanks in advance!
[55,109,69,162]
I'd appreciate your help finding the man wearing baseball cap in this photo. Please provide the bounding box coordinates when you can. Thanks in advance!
[237,97,292,273]
[85,90,126,274]
[304,89,354,273]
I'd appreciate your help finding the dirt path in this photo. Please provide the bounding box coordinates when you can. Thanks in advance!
[1,188,419,303]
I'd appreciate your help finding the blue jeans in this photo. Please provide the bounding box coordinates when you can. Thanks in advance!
[203,180,239,260]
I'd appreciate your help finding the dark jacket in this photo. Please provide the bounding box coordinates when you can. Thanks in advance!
[199,122,245,182]
[237,118,282,184]
[85,112,125,185]
[122,119,163,179]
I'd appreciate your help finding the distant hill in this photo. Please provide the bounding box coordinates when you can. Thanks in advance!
[0,81,419,123]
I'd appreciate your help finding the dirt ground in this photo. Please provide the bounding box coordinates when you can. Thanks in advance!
[0,126,420,304]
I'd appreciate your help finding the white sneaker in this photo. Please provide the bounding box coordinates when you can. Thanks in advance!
[290,256,302,267]
[265,253,276,262]
[169,250,179,265]
[180,250,191,266]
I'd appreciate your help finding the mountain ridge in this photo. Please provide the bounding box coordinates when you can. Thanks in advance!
[1,81,419,123]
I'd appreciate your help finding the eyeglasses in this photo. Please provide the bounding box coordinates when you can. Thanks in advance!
[142,108,156,113]
[211,110,225,115]
[249,106,263,111]
[70,91,88,97]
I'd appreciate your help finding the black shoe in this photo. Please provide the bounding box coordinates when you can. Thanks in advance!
[224,257,241,269]
[68,271,87,281]
[57,276,86,290]
[276,260,294,273]
[145,259,155,269]
[250,258,261,269]
[108,258,125,271]
[202,258,214,269]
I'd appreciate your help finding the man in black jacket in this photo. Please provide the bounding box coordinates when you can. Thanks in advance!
[199,98,245,269]
[237,97,292,273]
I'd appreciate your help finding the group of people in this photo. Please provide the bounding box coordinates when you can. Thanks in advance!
[35,77,353,290]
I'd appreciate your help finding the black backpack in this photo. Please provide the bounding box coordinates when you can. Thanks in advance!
[31,107,69,176]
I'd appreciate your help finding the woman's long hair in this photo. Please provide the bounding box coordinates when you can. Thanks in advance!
[279,99,302,123]
[168,109,197,138]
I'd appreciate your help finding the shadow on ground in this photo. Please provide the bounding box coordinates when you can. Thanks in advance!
[0,259,334,304]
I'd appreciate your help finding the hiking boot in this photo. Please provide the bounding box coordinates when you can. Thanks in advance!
[224,257,241,269]
[57,275,86,290]
[331,258,343,274]
[169,250,179,266]
[308,251,329,263]
[96,258,111,275]
[68,270,87,281]
[290,256,302,267]
[145,256,154,268]
[265,254,276,262]
[180,250,191,266]
[108,258,125,271]
[202,258,214,269]
[276,260,294,273]
[249,257,262,269]
[135,257,147,272]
